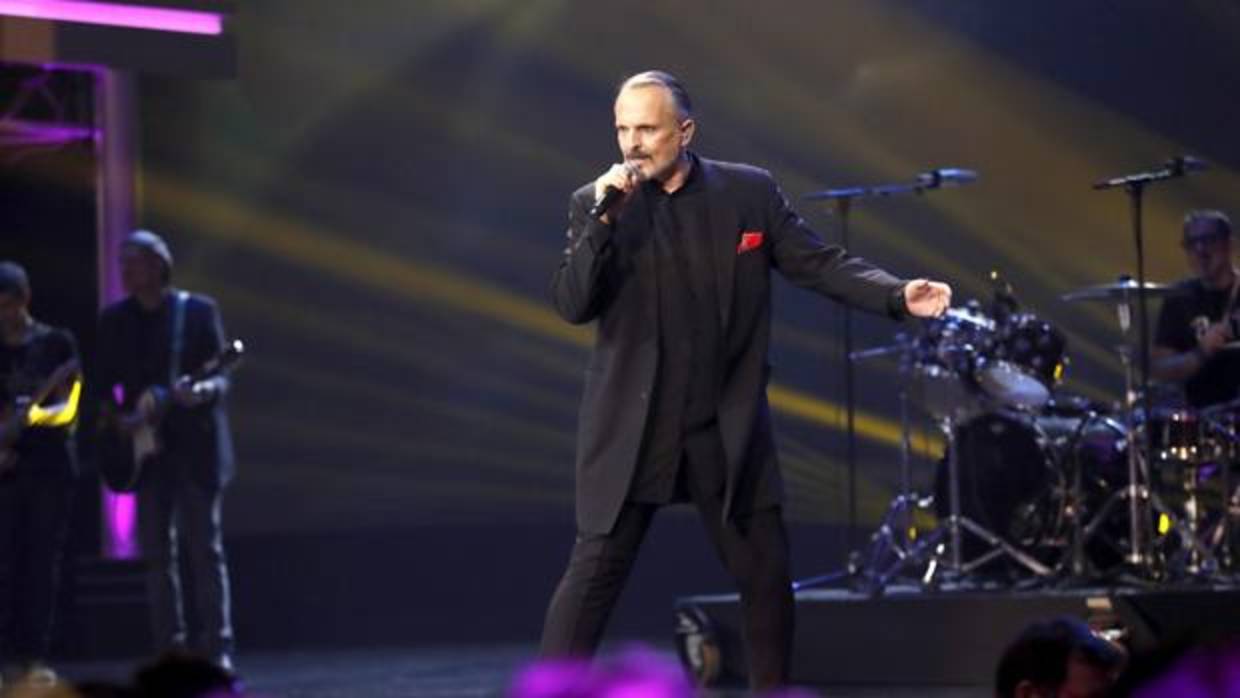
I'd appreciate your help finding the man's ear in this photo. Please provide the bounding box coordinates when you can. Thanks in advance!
[680,118,696,147]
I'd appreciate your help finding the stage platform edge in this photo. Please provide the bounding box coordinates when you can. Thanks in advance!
[673,584,1240,687]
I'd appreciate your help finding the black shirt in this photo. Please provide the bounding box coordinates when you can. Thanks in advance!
[134,297,174,400]
[1154,277,1240,407]
[628,157,727,503]
[0,322,79,470]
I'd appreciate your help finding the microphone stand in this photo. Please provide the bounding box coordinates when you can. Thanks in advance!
[1092,156,1208,571]
[802,171,971,554]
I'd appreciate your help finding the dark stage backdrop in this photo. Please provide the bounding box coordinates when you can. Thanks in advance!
[40,1,1240,646]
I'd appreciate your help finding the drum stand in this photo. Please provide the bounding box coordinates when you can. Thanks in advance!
[1195,413,1237,573]
[1080,341,1219,580]
[797,339,928,594]
[838,347,934,593]
[849,413,1056,590]
[836,334,1055,591]
[1085,158,1214,580]
[915,414,1054,586]
[1200,414,1230,572]
[1053,412,1102,583]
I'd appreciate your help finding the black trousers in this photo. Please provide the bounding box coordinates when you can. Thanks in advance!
[540,437,793,690]
[0,461,74,666]
[137,455,233,660]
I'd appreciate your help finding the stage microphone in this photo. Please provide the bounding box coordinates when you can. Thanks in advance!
[1167,155,1209,175]
[589,162,642,219]
[916,168,978,189]
[590,186,624,219]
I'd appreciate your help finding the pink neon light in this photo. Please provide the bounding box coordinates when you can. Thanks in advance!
[103,490,139,558]
[105,383,136,558]
[0,0,223,35]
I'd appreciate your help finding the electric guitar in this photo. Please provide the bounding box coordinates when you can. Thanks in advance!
[99,339,244,491]
[0,358,82,474]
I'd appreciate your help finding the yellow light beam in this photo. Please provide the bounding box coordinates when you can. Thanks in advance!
[145,167,923,455]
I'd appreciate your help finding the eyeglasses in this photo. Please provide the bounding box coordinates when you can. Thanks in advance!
[1182,233,1228,250]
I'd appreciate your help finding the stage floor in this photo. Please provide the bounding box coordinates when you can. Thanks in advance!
[56,643,986,697]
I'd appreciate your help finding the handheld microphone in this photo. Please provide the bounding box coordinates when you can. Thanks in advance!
[589,162,642,219]
[916,168,979,189]
[590,186,625,219]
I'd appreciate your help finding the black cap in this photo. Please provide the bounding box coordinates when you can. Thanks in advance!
[123,229,174,271]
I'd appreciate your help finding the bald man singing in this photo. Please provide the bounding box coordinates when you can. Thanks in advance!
[542,70,951,689]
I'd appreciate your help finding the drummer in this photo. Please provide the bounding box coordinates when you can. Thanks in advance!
[1152,210,1240,408]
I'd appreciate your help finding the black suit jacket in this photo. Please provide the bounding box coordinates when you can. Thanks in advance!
[95,290,236,490]
[552,156,907,534]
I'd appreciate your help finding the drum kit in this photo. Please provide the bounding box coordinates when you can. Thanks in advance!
[849,276,1240,592]
[791,154,1231,592]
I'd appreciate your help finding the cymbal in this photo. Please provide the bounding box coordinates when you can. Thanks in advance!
[1060,279,1177,303]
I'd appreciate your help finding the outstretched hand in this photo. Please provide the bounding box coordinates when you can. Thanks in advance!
[904,279,952,318]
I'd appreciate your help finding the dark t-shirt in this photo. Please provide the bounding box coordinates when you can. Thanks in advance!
[1154,278,1240,407]
[0,322,79,470]
[134,299,173,398]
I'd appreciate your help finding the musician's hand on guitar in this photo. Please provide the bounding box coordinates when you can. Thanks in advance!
[172,377,215,407]
[1199,321,1231,357]
[172,378,199,407]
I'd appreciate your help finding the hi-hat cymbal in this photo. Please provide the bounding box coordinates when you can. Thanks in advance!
[1060,279,1177,303]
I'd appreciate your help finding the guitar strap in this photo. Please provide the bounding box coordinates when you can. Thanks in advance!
[1222,270,1240,324]
[169,290,189,384]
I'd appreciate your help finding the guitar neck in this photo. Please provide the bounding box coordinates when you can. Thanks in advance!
[25,359,80,409]
[183,339,245,384]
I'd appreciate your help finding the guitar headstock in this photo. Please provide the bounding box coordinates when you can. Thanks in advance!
[221,339,245,366]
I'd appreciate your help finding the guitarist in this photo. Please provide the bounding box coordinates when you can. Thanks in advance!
[94,231,236,671]
[1153,210,1240,408]
[0,261,81,683]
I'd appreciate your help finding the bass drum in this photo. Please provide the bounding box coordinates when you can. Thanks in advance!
[935,410,1128,570]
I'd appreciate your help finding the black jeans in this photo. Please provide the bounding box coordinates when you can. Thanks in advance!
[0,462,74,665]
[541,443,793,690]
[137,455,233,659]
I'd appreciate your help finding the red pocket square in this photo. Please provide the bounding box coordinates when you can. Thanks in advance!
[737,231,765,254]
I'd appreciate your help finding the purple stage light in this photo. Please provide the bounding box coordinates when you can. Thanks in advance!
[0,0,224,35]
[103,490,138,558]
[509,646,694,698]
[103,381,138,558]
[0,120,96,146]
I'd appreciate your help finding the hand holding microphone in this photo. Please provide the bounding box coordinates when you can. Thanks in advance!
[590,161,643,222]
